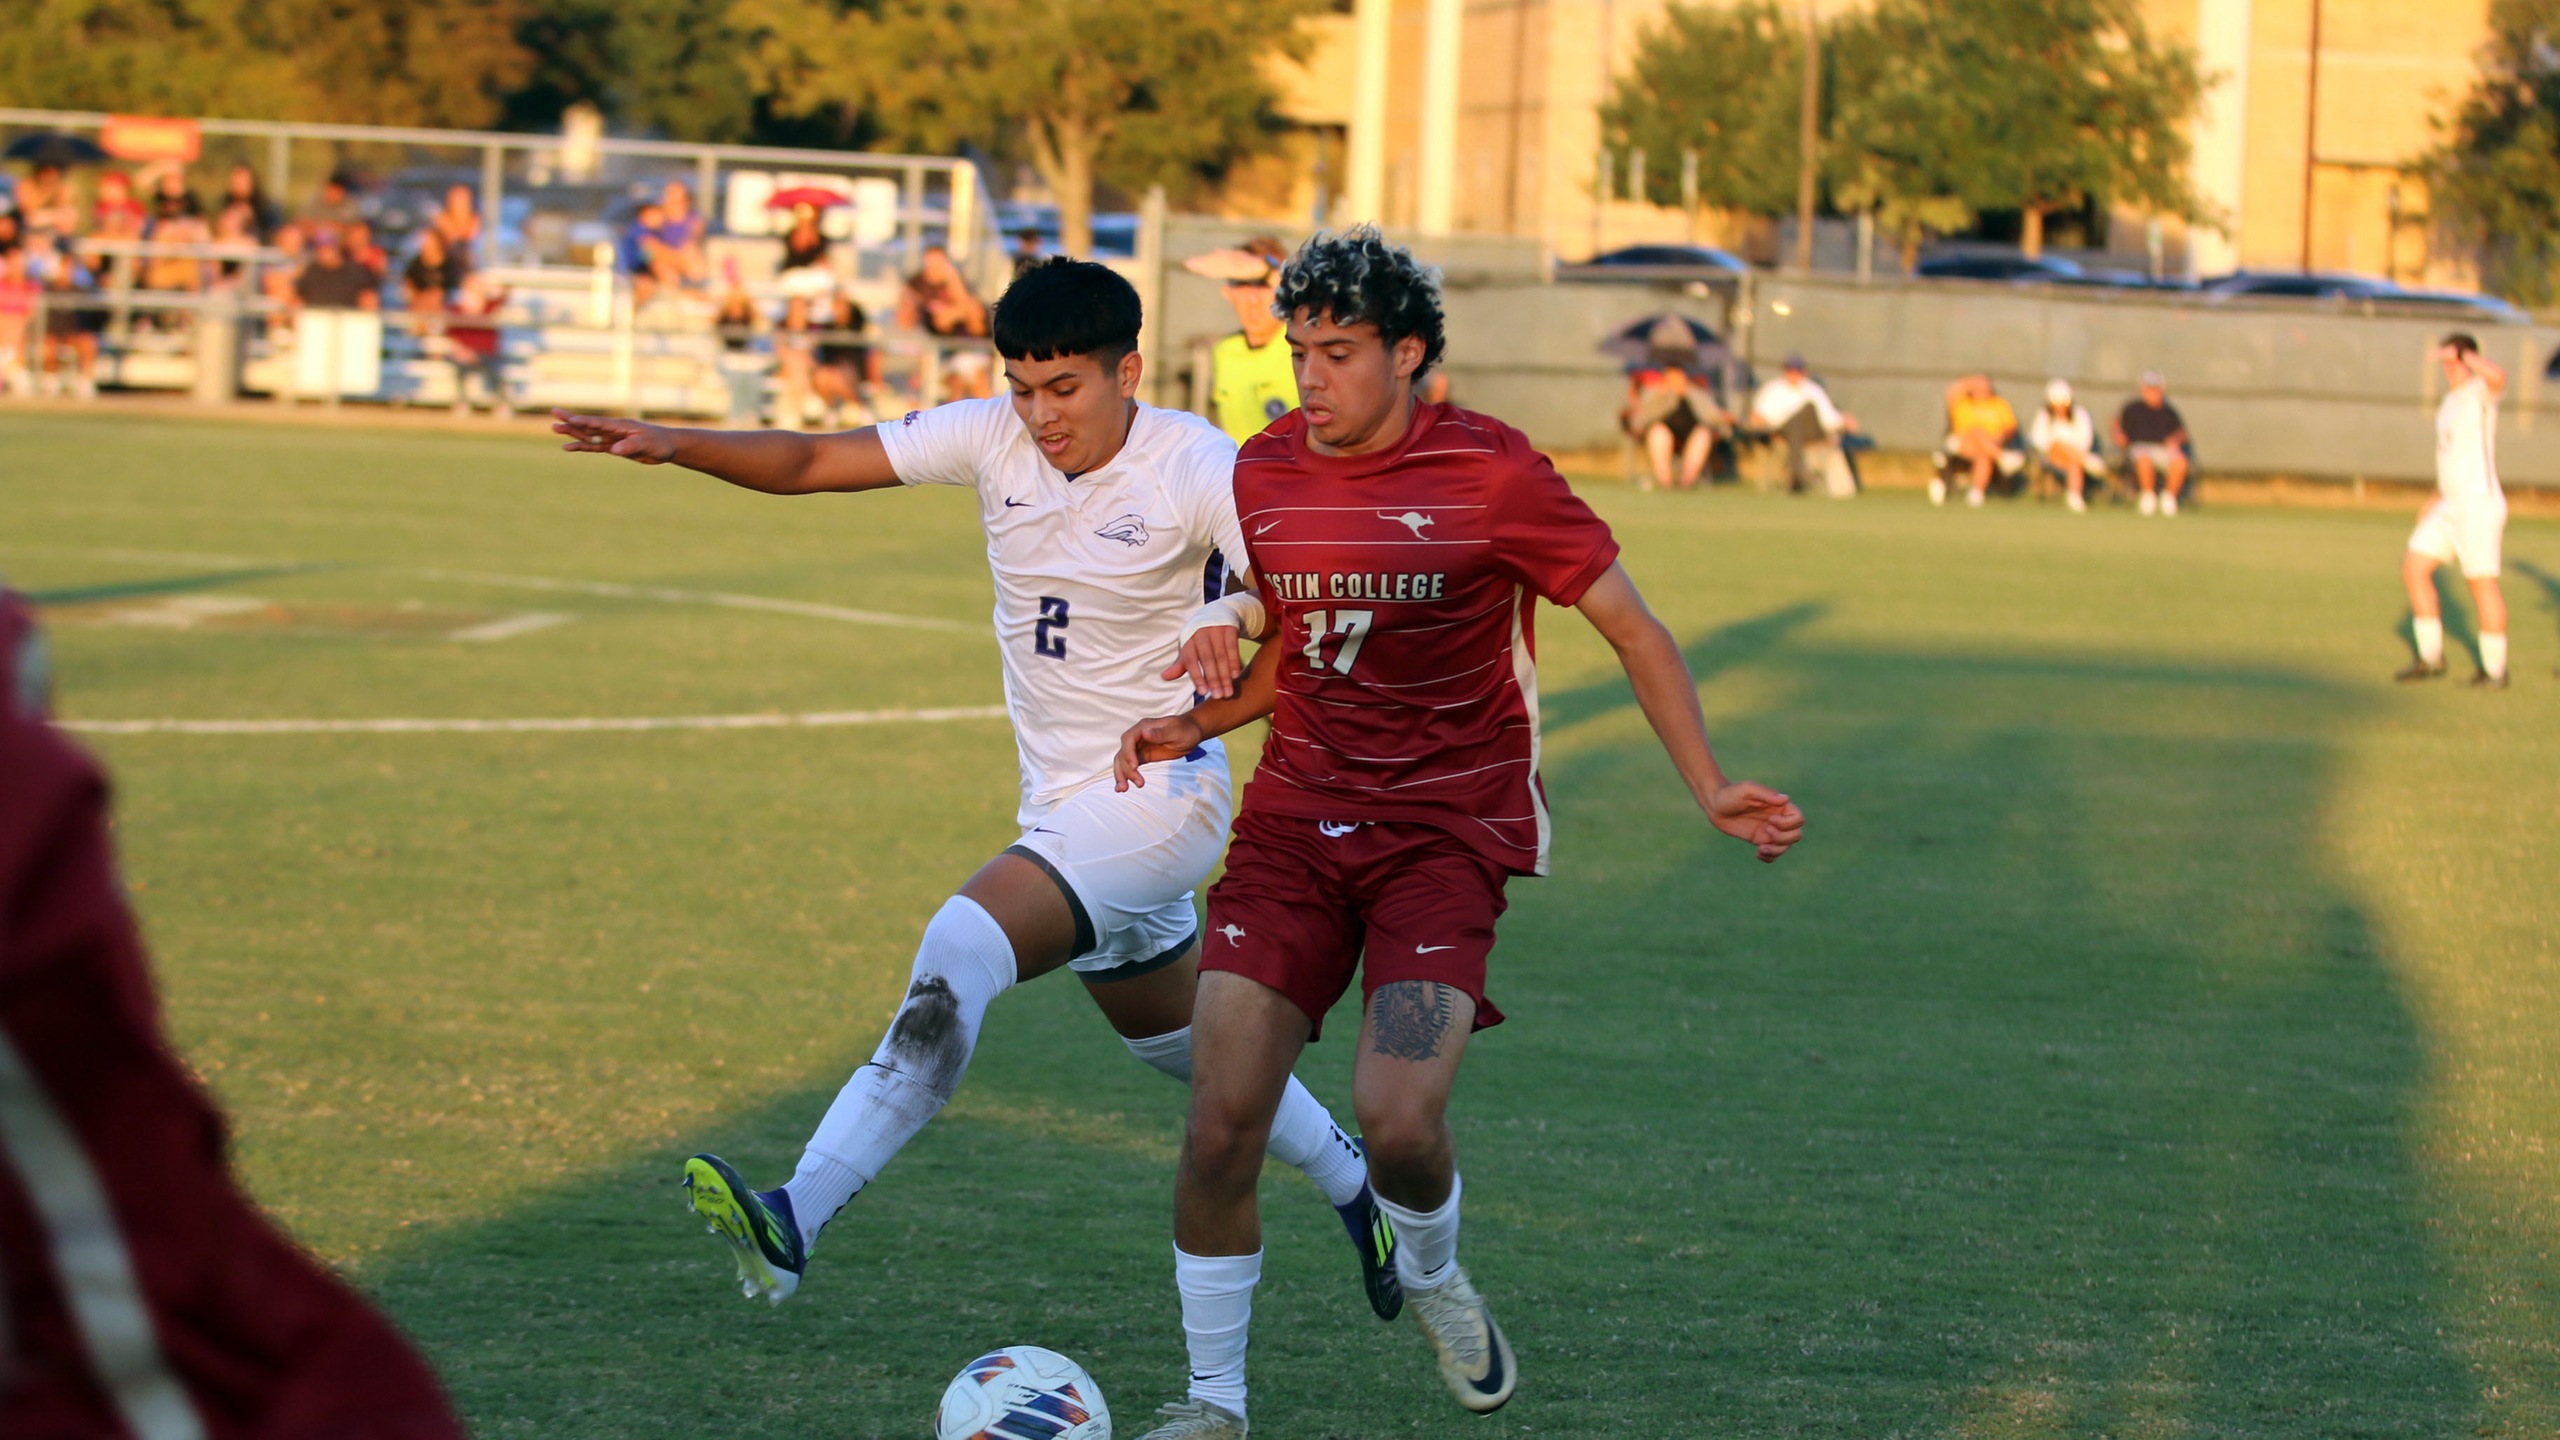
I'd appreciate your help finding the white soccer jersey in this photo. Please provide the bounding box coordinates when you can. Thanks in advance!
[880,398,1252,824]
[2436,376,2503,508]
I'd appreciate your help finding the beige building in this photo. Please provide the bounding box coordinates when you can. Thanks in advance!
[1244,0,2493,284]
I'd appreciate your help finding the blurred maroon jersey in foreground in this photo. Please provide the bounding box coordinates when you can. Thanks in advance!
[0,590,463,1440]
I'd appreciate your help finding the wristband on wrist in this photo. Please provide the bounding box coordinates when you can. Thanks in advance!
[1176,589,1268,646]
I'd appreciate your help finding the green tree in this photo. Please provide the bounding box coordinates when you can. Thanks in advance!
[733,0,1324,257]
[1825,3,1975,270]
[1908,0,2205,257]
[0,0,529,128]
[1599,1,1804,217]
[2421,0,2560,304]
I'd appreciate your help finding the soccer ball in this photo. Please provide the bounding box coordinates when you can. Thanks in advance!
[934,1345,1111,1440]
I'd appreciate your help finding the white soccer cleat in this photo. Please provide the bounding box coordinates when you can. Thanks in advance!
[1927,477,1948,506]
[1406,1264,1517,1414]
[2139,491,2158,516]
[1133,1399,1248,1438]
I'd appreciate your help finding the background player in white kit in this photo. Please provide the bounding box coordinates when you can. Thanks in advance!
[2398,334,2512,689]
[548,260,1400,1319]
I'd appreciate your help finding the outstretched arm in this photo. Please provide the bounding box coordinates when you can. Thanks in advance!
[551,410,905,495]
[1575,562,1804,862]
[1116,636,1284,790]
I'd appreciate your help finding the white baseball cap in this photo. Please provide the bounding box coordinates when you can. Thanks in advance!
[2045,378,2072,405]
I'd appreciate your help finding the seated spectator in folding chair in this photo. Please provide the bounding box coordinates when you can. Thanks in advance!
[2113,370,2192,517]
[1622,353,1725,490]
[2027,378,2107,513]
[1933,372,2022,508]
[1749,353,1859,497]
[646,181,712,295]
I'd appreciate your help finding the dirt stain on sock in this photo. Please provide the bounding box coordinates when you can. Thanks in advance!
[886,975,966,1096]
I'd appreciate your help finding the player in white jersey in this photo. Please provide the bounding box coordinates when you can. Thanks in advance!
[2398,333,2513,688]
[549,260,1401,1319]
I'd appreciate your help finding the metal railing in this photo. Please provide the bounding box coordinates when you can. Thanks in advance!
[0,107,1010,295]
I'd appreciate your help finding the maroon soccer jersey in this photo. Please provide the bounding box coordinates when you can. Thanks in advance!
[1234,402,1619,875]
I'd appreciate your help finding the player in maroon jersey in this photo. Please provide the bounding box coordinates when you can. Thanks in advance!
[1111,228,1804,1437]
[0,587,464,1440]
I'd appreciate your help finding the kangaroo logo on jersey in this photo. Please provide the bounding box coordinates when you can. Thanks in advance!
[1217,923,1248,944]
[1380,510,1436,537]
[1094,514,1152,548]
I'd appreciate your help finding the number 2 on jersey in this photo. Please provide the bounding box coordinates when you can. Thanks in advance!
[1034,596,1069,658]
[1299,608,1373,675]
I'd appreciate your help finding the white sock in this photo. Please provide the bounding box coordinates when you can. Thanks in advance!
[2414,616,2445,665]
[1123,1029,1371,1209]
[786,896,1016,1248]
[1176,1247,1261,1418]
[1375,1172,1463,1292]
[2483,632,2508,679]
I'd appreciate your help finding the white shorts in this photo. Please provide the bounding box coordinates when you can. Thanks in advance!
[1007,746,1233,979]
[2409,498,2506,580]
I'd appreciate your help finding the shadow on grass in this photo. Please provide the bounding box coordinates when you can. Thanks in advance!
[354,612,2499,1437]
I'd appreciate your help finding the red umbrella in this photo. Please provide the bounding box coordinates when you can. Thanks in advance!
[765,185,850,211]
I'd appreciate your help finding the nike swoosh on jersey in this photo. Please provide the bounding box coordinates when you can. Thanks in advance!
[1254,520,1284,535]
[1004,497,1030,508]
[1415,944,1454,953]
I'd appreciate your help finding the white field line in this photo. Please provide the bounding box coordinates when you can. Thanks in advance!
[447,611,574,642]
[64,705,1009,736]
[413,569,980,634]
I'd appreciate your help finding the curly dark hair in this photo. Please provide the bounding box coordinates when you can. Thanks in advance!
[1274,225,1446,376]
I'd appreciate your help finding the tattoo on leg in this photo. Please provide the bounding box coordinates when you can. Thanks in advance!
[1370,982,1456,1062]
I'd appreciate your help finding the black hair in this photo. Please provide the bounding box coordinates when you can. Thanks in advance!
[2442,332,2479,358]
[1274,225,1446,376]
[992,257,1142,365]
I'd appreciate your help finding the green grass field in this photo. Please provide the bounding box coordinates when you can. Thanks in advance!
[7,409,2559,1438]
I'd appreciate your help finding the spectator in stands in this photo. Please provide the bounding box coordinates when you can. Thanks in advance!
[646,180,710,292]
[713,286,766,424]
[811,290,878,427]
[342,219,389,280]
[262,222,308,333]
[2027,378,2105,513]
[404,227,452,313]
[444,272,509,416]
[218,163,278,241]
[1622,351,1724,491]
[0,244,33,395]
[90,169,145,240]
[142,173,210,298]
[294,232,380,313]
[2113,370,2192,517]
[211,197,261,291]
[0,210,21,258]
[899,242,990,400]
[777,202,831,297]
[29,233,102,399]
[1936,372,2020,508]
[774,292,823,429]
[1749,353,1856,496]
[301,173,363,241]
[16,163,78,243]
[1011,226,1047,280]
[430,183,480,280]
[620,200,668,303]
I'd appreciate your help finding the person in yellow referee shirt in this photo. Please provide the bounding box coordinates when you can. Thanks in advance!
[1183,236,1297,442]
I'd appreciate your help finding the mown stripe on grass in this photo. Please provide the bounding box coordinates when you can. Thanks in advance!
[63,705,1009,735]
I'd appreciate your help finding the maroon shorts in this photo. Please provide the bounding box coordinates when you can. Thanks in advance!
[1202,810,1510,1041]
